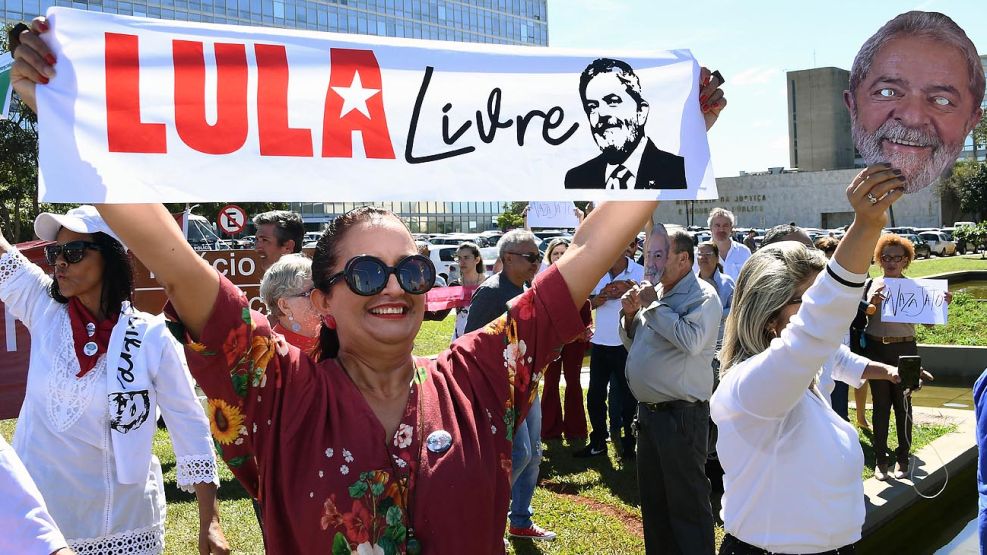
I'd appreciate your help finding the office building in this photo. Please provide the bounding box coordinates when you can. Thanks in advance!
[786,67,856,171]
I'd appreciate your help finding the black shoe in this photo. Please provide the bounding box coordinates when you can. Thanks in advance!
[573,443,607,458]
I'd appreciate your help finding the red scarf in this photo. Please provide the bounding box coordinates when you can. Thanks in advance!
[68,297,118,377]
[273,322,318,357]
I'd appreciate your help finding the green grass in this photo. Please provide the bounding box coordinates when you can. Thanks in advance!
[868,253,987,278]
[916,292,987,346]
[855,409,956,480]
[413,312,456,356]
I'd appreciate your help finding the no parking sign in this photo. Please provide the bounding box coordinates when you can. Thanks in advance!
[218,204,247,235]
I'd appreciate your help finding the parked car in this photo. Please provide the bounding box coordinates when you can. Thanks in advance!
[918,231,956,257]
[537,235,572,255]
[899,234,931,259]
[427,245,461,283]
[885,226,917,236]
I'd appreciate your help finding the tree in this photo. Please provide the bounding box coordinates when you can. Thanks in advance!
[0,97,43,243]
[973,112,987,161]
[941,159,987,223]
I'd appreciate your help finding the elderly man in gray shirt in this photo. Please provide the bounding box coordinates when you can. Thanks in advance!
[619,229,722,555]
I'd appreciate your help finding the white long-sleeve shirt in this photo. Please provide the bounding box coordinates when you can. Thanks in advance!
[0,434,68,554]
[0,250,219,554]
[711,260,868,553]
[819,343,869,403]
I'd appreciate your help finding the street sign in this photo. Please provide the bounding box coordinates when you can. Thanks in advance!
[218,204,247,235]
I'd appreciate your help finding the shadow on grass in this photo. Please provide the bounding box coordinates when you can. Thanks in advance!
[537,438,641,509]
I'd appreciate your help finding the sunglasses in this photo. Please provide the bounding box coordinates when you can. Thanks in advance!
[507,251,541,264]
[326,254,436,296]
[880,255,906,263]
[44,241,103,265]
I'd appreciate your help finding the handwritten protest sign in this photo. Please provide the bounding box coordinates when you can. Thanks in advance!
[37,8,716,203]
[528,202,578,229]
[880,278,949,325]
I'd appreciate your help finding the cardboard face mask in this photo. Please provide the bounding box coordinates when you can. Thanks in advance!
[846,11,984,194]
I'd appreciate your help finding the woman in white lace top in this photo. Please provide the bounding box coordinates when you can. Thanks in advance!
[0,206,228,555]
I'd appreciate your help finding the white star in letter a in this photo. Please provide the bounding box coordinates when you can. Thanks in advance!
[331,72,380,119]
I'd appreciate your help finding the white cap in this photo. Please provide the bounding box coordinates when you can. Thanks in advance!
[34,205,125,247]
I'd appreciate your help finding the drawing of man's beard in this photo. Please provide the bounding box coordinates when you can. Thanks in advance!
[851,115,959,193]
[592,117,643,164]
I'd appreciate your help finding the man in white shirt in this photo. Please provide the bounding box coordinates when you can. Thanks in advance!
[708,208,751,282]
[574,244,645,459]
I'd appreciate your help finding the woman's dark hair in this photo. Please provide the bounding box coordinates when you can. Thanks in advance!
[49,231,134,317]
[699,240,724,273]
[456,241,483,274]
[311,206,402,361]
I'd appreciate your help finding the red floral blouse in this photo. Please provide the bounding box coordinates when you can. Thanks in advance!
[172,265,585,554]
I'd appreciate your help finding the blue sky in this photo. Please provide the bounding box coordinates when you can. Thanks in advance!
[547,0,986,177]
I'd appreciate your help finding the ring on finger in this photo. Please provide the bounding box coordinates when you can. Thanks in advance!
[866,193,878,205]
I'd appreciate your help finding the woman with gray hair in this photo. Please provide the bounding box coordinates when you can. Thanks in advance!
[711,163,905,554]
[260,253,321,353]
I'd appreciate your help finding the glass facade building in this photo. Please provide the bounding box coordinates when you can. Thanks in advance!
[3,0,547,232]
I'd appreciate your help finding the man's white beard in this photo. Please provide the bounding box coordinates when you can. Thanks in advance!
[850,114,960,193]
[592,119,643,164]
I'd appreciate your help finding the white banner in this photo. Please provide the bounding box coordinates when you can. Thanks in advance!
[528,201,578,229]
[36,8,716,203]
[881,277,949,325]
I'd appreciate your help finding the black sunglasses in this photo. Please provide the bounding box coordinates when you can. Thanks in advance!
[507,251,541,264]
[44,241,103,265]
[326,254,436,296]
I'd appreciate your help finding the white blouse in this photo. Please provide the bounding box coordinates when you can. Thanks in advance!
[0,250,218,555]
[711,260,868,553]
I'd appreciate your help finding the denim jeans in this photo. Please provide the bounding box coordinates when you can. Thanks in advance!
[510,393,542,528]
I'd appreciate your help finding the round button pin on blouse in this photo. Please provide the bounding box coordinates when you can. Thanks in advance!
[83,341,98,357]
[426,430,452,454]
[86,322,96,337]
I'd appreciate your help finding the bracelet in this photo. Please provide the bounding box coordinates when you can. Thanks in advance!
[7,22,29,57]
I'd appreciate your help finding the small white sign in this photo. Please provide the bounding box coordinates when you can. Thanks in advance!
[528,201,578,229]
[217,204,247,235]
[881,277,949,325]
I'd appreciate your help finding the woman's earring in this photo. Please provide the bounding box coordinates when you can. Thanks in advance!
[288,313,302,333]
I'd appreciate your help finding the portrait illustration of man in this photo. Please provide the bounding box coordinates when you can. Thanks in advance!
[565,58,687,190]
[846,11,984,193]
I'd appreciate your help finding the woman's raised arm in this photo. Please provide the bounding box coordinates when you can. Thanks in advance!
[96,204,219,339]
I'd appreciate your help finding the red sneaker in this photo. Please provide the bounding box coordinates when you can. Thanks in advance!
[508,524,557,541]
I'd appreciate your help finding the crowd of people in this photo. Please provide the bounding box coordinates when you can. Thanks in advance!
[1,8,981,555]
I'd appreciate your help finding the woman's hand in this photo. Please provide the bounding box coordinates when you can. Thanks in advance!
[9,17,55,114]
[832,164,905,275]
[698,67,726,131]
[847,164,905,230]
[869,284,886,306]
[944,291,953,305]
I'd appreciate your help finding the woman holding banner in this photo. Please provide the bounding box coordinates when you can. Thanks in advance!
[712,164,905,554]
[11,22,725,553]
[864,234,947,481]
[0,206,227,555]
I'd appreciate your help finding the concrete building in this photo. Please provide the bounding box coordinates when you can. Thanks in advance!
[4,0,547,231]
[655,168,946,230]
[786,67,857,171]
[959,54,987,162]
